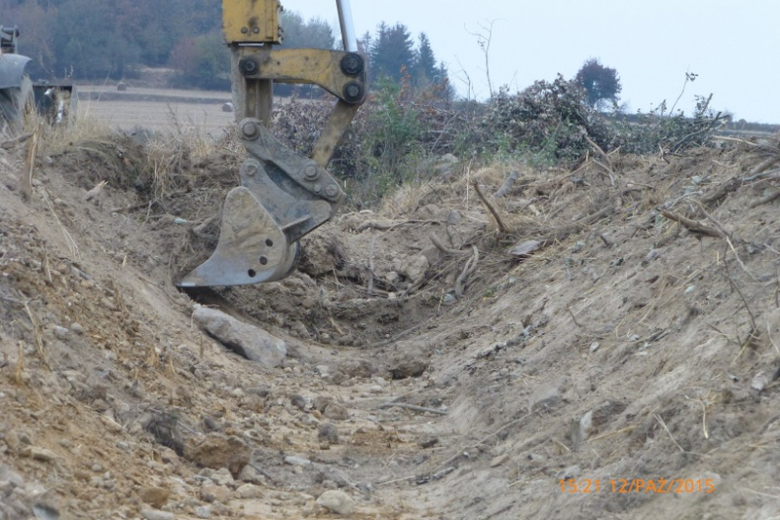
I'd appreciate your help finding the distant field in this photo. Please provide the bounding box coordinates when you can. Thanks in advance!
[77,86,235,136]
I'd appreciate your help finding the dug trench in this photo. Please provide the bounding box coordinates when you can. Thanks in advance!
[2,130,780,519]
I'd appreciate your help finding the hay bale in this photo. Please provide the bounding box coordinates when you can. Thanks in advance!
[117,82,128,91]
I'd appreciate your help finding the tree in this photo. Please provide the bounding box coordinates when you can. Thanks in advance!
[279,11,336,50]
[369,22,415,84]
[169,31,229,90]
[574,58,621,108]
[53,0,141,79]
[413,33,437,87]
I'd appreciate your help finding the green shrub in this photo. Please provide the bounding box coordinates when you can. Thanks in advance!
[478,75,611,164]
[610,94,725,154]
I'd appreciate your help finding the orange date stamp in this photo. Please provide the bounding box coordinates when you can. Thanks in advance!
[560,478,715,494]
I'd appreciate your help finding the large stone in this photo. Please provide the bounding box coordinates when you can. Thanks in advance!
[139,486,170,508]
[316,490,355,515]
[236,483,263,499]
[528,387,561,413]
[201,484,231,504]
[192,308,286,367]
[183,434,251,477]
[395,255,430,284]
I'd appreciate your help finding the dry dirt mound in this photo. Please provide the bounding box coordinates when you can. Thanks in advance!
[1,129,780,520]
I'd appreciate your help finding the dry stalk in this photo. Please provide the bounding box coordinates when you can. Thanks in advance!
[112,281,129,315]
[23,300,47,368]
[148,344,160,368]
[653,414,685,452]
[472,180,509,234]
[454,246,479,299]
[725,235,758,283]
[700,400,709,440]
[748,185,780,208]
[661,210,722,238]
[584,135,616,187]
[84,180,108,202]
[693,200,732,239]
[42,189,80,259]
[567,305,585,328]
[721,264,759,347]
[715,135,780,155]
[701,177,743,204]
[579,204,614,225]
[1,131,32,149]
[21,123,42,201]
[742,156,780,181]
[587,425,636,443]
[493,170,520,198]
[14,342,25,385]
[430,234,466,256]
[377,402,449,415]
[43,253,53,285]
[367,235,377,296]
[766,318,780,356]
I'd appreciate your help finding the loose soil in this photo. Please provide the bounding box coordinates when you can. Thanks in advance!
[1,124,780,520]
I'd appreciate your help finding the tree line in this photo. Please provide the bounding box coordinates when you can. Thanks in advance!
[0,0,451,98]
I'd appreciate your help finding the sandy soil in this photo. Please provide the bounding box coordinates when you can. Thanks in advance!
[1,122,780,520]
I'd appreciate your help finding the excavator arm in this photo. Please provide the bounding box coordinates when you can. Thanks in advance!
[178,0,365,287]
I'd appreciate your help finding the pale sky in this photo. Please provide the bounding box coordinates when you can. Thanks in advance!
[282,0,779,123]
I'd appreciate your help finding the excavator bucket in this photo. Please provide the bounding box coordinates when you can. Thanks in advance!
[178,186,299,287]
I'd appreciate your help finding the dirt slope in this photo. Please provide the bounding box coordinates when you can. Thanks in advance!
[1,130,780,520]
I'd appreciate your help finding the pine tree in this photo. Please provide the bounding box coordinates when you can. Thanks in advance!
[369,22,415,84]
[414,33,437,87]
[279,11,336,50]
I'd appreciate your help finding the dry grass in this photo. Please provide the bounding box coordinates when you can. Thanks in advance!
[35,106,114,156]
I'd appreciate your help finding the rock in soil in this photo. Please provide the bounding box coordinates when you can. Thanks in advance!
[139,486,170,508]
[528,386,561,412]
[238,464,265,484]
[284,455,312,467]
[323,402,349,421]
[194,505,212,519]
[389,359,428,379]
[192,307,286,367]
[316,489,355,515]
[183,434,251,477]
[290,394,306,410]
[141,510,175,520]
[201,484,231,503]
[490,454,509,467]
[318,423,339,443]
[236,483,263,499]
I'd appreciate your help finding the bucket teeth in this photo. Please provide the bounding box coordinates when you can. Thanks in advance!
[177,187,297,287]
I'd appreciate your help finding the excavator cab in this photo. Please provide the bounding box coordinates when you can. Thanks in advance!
[178,0,366,287]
